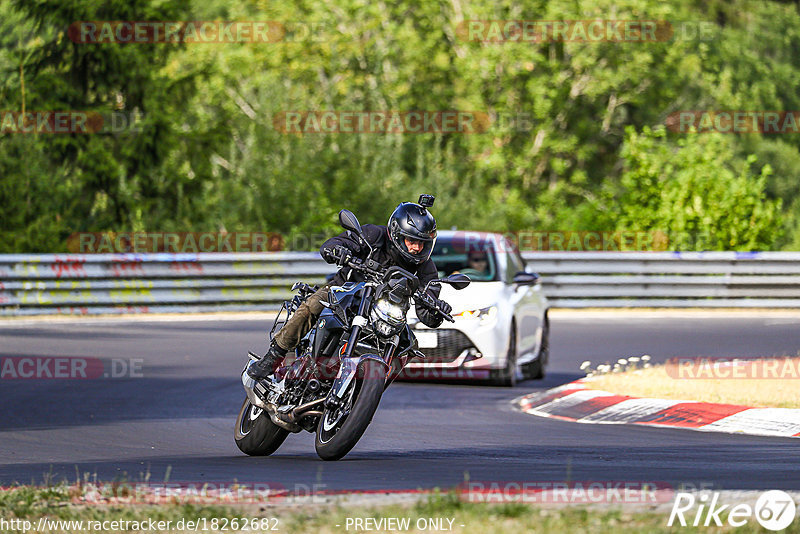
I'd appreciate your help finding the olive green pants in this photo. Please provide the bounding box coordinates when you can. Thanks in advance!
[273,285,331,351]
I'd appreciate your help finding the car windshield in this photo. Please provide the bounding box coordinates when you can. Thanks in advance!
[431,238,498,282]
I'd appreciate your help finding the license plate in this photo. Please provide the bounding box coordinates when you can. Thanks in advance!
[416,331,438,348]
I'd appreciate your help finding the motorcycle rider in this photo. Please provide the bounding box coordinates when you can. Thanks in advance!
[247,198,452,380]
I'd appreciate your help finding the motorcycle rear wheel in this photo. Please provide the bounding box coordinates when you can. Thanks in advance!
[315,360,385,461]
[234,397,289,456]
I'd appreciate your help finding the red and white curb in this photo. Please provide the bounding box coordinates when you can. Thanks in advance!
[516,379,800,438]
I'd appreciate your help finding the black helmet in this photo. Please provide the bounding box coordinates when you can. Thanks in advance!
[387,199,437,264]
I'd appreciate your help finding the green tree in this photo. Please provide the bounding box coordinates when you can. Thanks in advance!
[0,0,218,251]
[613,126,781,250]
[2,0,800,252]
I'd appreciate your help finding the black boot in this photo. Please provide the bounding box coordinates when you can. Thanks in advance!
[246,343,288,380]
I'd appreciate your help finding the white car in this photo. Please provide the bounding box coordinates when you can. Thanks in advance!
[404,231,550,386]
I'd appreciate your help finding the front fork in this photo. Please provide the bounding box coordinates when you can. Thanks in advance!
[328,286,396,405]
[340,285,374,360]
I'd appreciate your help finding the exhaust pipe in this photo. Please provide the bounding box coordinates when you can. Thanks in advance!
[269,411,302,433]
[271,397,327,431]
[242,366,330,433]
[290,397,326,420]
[242,368,302,432]
[241,370,270,411]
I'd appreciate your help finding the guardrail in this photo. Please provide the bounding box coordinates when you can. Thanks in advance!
[1,251,800,315]
[0,253,329,316]
[524,251,800,308]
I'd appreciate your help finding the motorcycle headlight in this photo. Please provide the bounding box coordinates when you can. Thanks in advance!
[373,298,407,325]
[455,305,498,325]
[370,298,407,337]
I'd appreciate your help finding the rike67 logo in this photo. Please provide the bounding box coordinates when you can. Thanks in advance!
[668,490,796,530]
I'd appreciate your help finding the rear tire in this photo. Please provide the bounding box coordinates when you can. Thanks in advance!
[234,398,289,456]
[315,360,385,461]
[523,317,549,380]
[490,323,518,387]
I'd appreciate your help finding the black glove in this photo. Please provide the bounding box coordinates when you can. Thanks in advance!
[416,304,443,328]
[322,245,350,265]
[434,298,452,315]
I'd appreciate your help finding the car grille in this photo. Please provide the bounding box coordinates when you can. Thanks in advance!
[417,329,475,364]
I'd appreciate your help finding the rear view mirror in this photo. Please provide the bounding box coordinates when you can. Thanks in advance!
[338,209,375,256]
[442,273,471,290]
[422,273,471,294]
[513,271,540,286]
[338,210,363,235]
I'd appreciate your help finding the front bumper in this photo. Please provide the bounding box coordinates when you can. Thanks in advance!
[405,316,508,375]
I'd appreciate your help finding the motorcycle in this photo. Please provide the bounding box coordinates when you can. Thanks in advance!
[235,209,470,460]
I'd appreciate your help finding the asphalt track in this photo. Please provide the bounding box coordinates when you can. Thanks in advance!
[1,312,799,491]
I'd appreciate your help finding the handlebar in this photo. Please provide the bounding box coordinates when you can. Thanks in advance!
[353,259,455,322]
[413,288,455,323]
[438,309,455,323]
[344,257,383,278]
[325,247,454,322]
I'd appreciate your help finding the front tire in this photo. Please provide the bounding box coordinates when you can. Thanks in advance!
[315,360,385,461]
[490,323,518,387]
[523,317,549,380]
[234,397,289,456]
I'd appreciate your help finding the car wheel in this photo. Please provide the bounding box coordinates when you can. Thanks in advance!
[489,322,517,387]
[523,316,548,380]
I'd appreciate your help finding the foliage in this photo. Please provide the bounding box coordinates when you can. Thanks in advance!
[0,0,798,251]
[612,127,782,250]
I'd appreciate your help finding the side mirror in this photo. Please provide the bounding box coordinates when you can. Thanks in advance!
[513,271,540,286]
[422,274,471,294]
[442,273,471,290]
[338,209,363,235]
[338,209,375,256]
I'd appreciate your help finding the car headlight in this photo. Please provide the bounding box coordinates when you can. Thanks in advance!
[455,305,498,325]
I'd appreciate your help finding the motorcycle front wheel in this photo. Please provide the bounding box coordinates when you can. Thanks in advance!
[234,397,289,456]
[315,359,385,461]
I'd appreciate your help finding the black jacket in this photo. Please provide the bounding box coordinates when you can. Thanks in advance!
[320,224,444,328]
